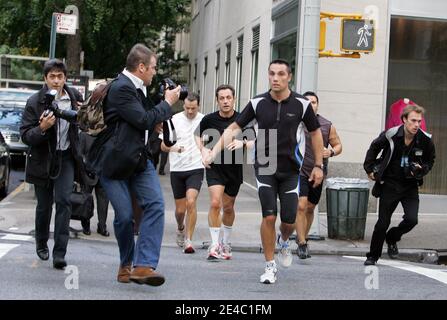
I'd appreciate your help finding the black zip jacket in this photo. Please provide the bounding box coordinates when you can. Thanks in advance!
[364,125,435,193]
[20,84,85,186]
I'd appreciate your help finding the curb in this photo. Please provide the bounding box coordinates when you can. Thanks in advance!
[0,182,25,204]
[163,242,440,265]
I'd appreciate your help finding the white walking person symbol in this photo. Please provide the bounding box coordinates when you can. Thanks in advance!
[357,24,371,47]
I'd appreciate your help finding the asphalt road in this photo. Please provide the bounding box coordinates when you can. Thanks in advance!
[0,234,446,301]
[7,156,26,198]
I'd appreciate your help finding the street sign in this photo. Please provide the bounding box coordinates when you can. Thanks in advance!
[66,75,89,100]
[341,19,375,53]
[55,13,78,35]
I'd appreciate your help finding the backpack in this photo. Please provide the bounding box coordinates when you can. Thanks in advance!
[77,78,116,136]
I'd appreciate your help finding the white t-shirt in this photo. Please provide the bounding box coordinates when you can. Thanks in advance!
[161,112,204,172]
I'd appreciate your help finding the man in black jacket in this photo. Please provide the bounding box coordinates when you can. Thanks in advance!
[90,44,180,286]
[363,104,435,265]
[20,59,84,269]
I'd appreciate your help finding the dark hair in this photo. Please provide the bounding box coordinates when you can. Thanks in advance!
[215,84,235,98]
[43,59,67,77]
[401,104,425,121]
[186,92,200,105]
[269,59,292,74]
[303,91,319,104]
[126,43,155,72]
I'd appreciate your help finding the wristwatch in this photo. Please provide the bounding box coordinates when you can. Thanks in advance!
[314,164,324,170]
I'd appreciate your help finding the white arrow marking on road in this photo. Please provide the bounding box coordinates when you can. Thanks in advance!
[1,234,33,242]
[0,244,19,259]
[344,256,447,285]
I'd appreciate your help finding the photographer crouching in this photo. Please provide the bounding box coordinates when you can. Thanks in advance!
[363,104,435,265]
[20,59,84,269]
[88,44,181,286]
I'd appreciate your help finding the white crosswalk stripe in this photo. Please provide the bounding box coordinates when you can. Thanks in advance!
[0,244,19,259]
[344,256,447,285]
[1,234,33,242]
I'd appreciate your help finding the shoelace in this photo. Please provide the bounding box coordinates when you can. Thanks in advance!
[266,263,277,271]
[280,241,290,250]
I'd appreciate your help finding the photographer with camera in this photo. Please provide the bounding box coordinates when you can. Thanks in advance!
[363,104,435,265]
[20,59,85,270]
[89,44,180,286]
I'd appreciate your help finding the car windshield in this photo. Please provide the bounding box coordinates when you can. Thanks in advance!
[0,90,35,102]
[0,107,23,126]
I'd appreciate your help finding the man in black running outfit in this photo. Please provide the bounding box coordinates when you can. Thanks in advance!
[204,60,324,284]
[195,85,254,261]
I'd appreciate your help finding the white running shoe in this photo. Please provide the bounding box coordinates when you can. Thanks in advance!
[183,239,195,254]
[277,235,292,267]
[176,228,185,248]
[260,262,278,284]
[220,243,232,260]
[207,243,221,261]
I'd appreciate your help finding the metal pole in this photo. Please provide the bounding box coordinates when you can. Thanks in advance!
[298,0,321,93]
[298,0,324,240]
[49,13,57,59]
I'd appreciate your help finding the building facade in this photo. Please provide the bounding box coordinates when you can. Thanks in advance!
[187,0,447,196]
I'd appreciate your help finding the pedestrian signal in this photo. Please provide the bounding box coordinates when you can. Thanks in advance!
[341,19,375,53]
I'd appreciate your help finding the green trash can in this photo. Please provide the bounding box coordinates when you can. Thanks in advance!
[326,178,370,240]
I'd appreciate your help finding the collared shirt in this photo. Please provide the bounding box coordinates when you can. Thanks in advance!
[122,68,147,97]
[55,90,71,151]
[122,68,149,143]
[236,91,320,174]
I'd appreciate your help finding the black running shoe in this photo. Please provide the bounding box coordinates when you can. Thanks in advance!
[387,242,399,259]
[297,243,308,259]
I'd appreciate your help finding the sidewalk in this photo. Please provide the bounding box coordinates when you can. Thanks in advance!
[1,176,446,265]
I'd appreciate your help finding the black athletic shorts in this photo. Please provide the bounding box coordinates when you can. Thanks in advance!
[170,169,204,199]
[206,164,242,197]
[255,169,299,224]
[299,174,323,205]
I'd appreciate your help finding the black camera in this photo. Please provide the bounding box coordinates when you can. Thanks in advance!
[409,162,424,180]
[158,78,188,101]
[44,89,78,122]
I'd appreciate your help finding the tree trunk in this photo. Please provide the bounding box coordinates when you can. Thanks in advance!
[66,32,81,75]
[65,0,82,75]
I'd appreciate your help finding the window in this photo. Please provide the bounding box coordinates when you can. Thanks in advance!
[225,43,231,84]
[235,36,244,109]
[250,26,260,97]
[188,64,192,87]
[387,17,447,194]
[193,62,198,92]
[202,56,208,110]
[214,49,220,111]
[271,0,299,90]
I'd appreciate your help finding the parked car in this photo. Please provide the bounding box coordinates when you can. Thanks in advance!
[0,89,36,157]
[0,131,11,198]
[0,104,28,156]
[0,88,37,104]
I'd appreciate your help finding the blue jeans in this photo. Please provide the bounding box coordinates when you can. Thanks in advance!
[101,161,165,269]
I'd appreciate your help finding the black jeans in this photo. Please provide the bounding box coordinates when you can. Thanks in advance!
[81,182,109,230]
[367,183,419,260]
[34,151,74,259]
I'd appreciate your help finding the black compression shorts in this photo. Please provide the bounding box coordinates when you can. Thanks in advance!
[206,164,242,197]
[170,169,204,199]
[299,174,323,205]
[255,169,299,224]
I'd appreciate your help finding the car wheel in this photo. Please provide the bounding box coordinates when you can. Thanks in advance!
[0,164,10,198]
